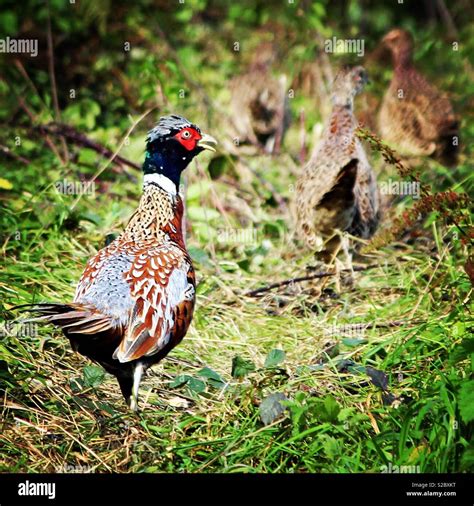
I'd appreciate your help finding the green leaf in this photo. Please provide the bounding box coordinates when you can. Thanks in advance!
[259,393,288,425]
[197,367,225,388]
[342,337,368,347]
[0,360,16,389]
[187,377,206,394]
[170,374,206,394]
[170,374,192,388]
[231,356,256,379]
[450,337,474,364]
[82,365,105,388]
[459,380,474,423]
[264,349,286,368]
[318,396,341,423]
[461,444,474,471]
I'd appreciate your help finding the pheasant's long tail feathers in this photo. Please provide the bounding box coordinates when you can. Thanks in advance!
[14,303,115,335]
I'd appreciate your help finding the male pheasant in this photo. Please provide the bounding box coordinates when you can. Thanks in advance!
[229,41,291,153]
[377,28,459,166]
[295,66,380,267]
[17,115,217,411]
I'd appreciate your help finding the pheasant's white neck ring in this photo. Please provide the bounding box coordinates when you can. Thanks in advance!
[143,173,177,195]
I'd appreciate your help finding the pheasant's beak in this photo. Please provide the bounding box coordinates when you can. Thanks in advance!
[197,133,217,152]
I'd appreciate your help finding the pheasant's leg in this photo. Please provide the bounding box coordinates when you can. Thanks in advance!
[341,234,353,273]
[340,234,355,288]
[334,256,343,293]
[129,362,144,412]
[327,234,344,293]
[265,136,276,154]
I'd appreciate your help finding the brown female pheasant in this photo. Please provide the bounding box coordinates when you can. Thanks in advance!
[377,28,459,165]
[229,42,290,153]
[295,66,380,266]
[17,115,217,410]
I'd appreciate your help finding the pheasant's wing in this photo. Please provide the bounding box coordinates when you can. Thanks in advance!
[296,158,359,247]
[298,155,357,212]
[114,244,195,363]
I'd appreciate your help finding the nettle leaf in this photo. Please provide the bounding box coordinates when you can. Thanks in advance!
[316,396,341,423]
[69,377,84,393]
[264,349,286,368]
[231,356,256,379]
[197,367,225,389]
[82,365,105,388]
[450,337,474,364]
[186,377,206,394]
[170,374,206,394]
[259,393,288,425]
[459,380,474,423]
[170,374,191,388]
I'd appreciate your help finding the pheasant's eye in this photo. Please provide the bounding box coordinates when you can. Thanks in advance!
[182,130,191,139]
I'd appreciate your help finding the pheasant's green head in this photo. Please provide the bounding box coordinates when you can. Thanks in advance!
[143,115,217,192]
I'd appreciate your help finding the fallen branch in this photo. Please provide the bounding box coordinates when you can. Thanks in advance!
[32,122,141,171]
[245,263,383,297]
[0,144,31,165]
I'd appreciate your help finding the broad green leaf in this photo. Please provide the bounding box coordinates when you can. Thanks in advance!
[264,349,286,368]
[259,393,288,425]
[231,356,255,379]
[198,367,225,388]
[82,365,105,388]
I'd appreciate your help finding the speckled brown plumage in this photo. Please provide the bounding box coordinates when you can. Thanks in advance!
[229,42,291,153]
[377,29,459,165]
[295,66,380,260]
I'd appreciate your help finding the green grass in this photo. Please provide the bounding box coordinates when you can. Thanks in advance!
[1,152,472,472]
[0,2,473,474]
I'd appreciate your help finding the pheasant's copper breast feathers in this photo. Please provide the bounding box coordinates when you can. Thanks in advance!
[295,66,380,255]
[377,29,459,164]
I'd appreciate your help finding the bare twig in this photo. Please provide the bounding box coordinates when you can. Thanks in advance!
[245,263,383,297]
[299,108,307,165]
[436,0,459,38]
[33,122,141,171]
[0,144,31,165]
[272,75,287,155]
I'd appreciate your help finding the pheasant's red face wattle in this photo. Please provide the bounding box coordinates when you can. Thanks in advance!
[174,127,202,151]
